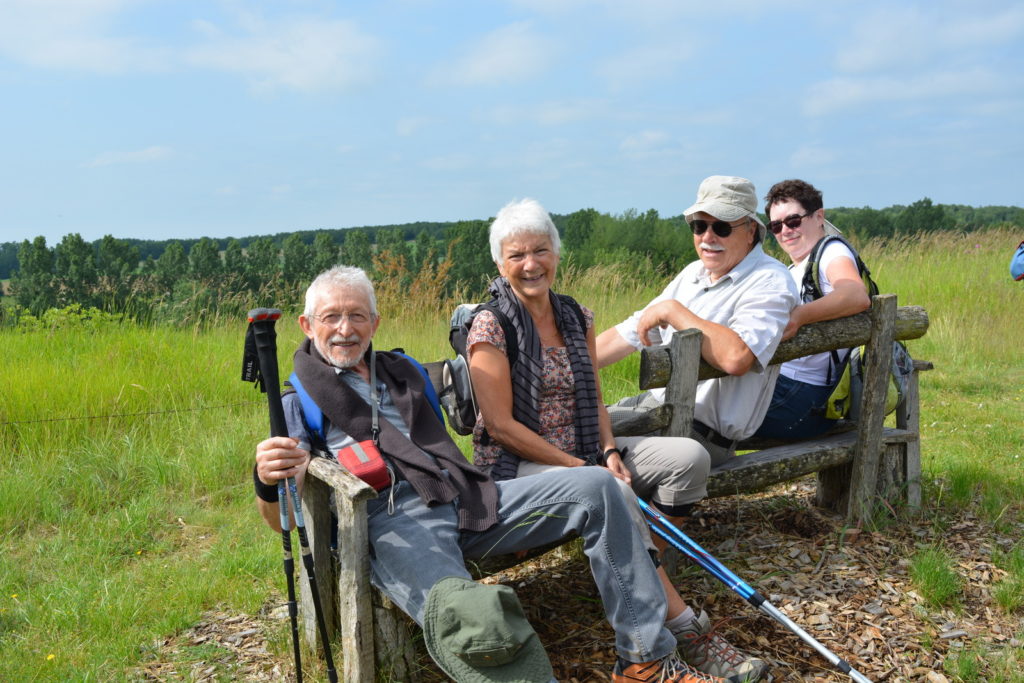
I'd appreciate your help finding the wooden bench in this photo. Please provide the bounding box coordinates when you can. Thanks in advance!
[297,293,931,681]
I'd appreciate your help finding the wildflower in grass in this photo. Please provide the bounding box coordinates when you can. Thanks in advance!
[47,654,55,661]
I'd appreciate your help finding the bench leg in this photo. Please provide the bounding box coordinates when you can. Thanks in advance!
[334,494,377,682]
[816,462,852,513]
[373,594,421,681]
[897,369,923,510]
[300,474,339,644]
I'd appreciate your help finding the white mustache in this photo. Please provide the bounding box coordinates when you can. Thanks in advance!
[330,334,362,344]
[699,242,725,252]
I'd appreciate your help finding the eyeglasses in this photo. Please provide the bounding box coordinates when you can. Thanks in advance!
[312,311,371,327]
[767,211,813,235]
[688,218,748,238]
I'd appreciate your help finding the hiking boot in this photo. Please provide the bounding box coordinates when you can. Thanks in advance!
[675,611,766,683]
[612,652,725,683]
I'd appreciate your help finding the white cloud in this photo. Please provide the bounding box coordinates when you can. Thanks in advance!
[597,43,692,90]
[85,145,174,167]
[489,99,606,126]
[186,17,381,93]
[836,5,1024,74]
[804,68,1005,116]
[789,143,838,168]
[620,129,672,158]
[0,0,166,72]
[396,117,429,136]
[421,153,475,171]
[426,22,555,87]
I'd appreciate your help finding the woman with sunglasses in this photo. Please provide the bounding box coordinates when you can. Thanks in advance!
[467,198,766,683]
[753,179,871,439]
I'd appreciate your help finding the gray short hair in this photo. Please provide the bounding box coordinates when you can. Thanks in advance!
[488,198,561,264]
[304,265,378,318]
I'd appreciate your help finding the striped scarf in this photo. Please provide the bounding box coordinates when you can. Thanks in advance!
[488,277,601,480]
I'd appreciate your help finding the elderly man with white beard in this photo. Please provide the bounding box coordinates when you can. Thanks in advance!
[596,176,799,467]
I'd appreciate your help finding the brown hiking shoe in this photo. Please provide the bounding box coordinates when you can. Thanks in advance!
[612,652,725,683]
[675,611,766,683]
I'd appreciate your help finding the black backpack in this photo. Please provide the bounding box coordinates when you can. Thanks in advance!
[438,299,585,436]
[801,235,912,419]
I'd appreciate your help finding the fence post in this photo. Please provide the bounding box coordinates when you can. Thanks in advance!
[663,329,702,438]
[847,294,897,523]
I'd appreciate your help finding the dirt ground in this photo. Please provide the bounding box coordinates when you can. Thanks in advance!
[136,479,1024,682]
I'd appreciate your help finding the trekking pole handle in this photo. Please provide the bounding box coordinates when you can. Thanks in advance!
[247,308,288,438]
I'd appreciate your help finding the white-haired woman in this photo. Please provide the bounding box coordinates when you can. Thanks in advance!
[466,198,765,682]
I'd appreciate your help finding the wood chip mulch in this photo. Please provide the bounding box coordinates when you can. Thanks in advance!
[136,479,1024,682]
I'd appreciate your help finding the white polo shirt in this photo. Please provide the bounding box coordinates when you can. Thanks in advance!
[614,244,799,441]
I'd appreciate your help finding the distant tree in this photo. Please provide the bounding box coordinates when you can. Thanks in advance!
[282,233,313,284]
[343,229,372,271]
[563,208,599,258]
[895,198,953,234]
[189,237,222,281]
[223,238,245,278]
[310,232,340,275]
[445,220,492,297]
[93,235,141,312]
[411,230,436,274]
[376,227,411,267]
[54,233,98,307]
[648,212,693,274]
[0,241,20,280]
[11,236,56,314]
[829,207,895,240]
[96,235,140,280]
[155,241,188,295]
[245,237,279,291]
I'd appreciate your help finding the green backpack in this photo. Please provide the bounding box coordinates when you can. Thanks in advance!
[801,236,913,420]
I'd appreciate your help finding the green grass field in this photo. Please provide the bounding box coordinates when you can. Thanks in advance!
[0,227,1021,681]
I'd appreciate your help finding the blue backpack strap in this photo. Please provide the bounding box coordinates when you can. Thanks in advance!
[394,351,445,426]
[288,371,326,446]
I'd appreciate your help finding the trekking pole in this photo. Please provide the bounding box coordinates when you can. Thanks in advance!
[244,308,338,683]
[638,499,872,683]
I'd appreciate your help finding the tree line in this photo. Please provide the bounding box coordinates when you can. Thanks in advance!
[2,199,1020,325]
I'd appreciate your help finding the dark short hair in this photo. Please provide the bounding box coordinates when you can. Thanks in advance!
[764,179,823,215]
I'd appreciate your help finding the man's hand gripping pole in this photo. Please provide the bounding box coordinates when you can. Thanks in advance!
[244,307,338,683]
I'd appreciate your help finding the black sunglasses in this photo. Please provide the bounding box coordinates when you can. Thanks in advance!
[767,211,813,235]
[688,219,746,238]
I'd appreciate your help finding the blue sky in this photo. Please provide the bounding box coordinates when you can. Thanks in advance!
[1,0,1021,245]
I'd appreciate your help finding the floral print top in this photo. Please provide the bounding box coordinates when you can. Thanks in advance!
[467,306,595,468]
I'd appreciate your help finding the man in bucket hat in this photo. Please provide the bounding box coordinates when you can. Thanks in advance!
[255,265,734,682]
[596,176,792,679]
[598,175,797,465]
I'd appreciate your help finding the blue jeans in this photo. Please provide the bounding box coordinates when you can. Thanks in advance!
[754,374,837,440]
[365,466,676,664]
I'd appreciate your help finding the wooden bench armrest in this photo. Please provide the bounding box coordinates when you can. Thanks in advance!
[640,302,929,390]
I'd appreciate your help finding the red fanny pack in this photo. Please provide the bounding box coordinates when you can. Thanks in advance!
[335,440,391,491]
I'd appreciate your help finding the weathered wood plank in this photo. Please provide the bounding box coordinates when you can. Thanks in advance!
[847,295,897,522]
[640,304,928,390]
[299,471,337,651]
[706,428,916,498]
[898,368,924,509]
[307,457,377,683]
[706,428,914,497]
[608,403,672,436]
[663,329,701,438]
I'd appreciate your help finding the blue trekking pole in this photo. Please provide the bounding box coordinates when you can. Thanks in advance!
[639,498,872,683]
[244,307,338,683]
